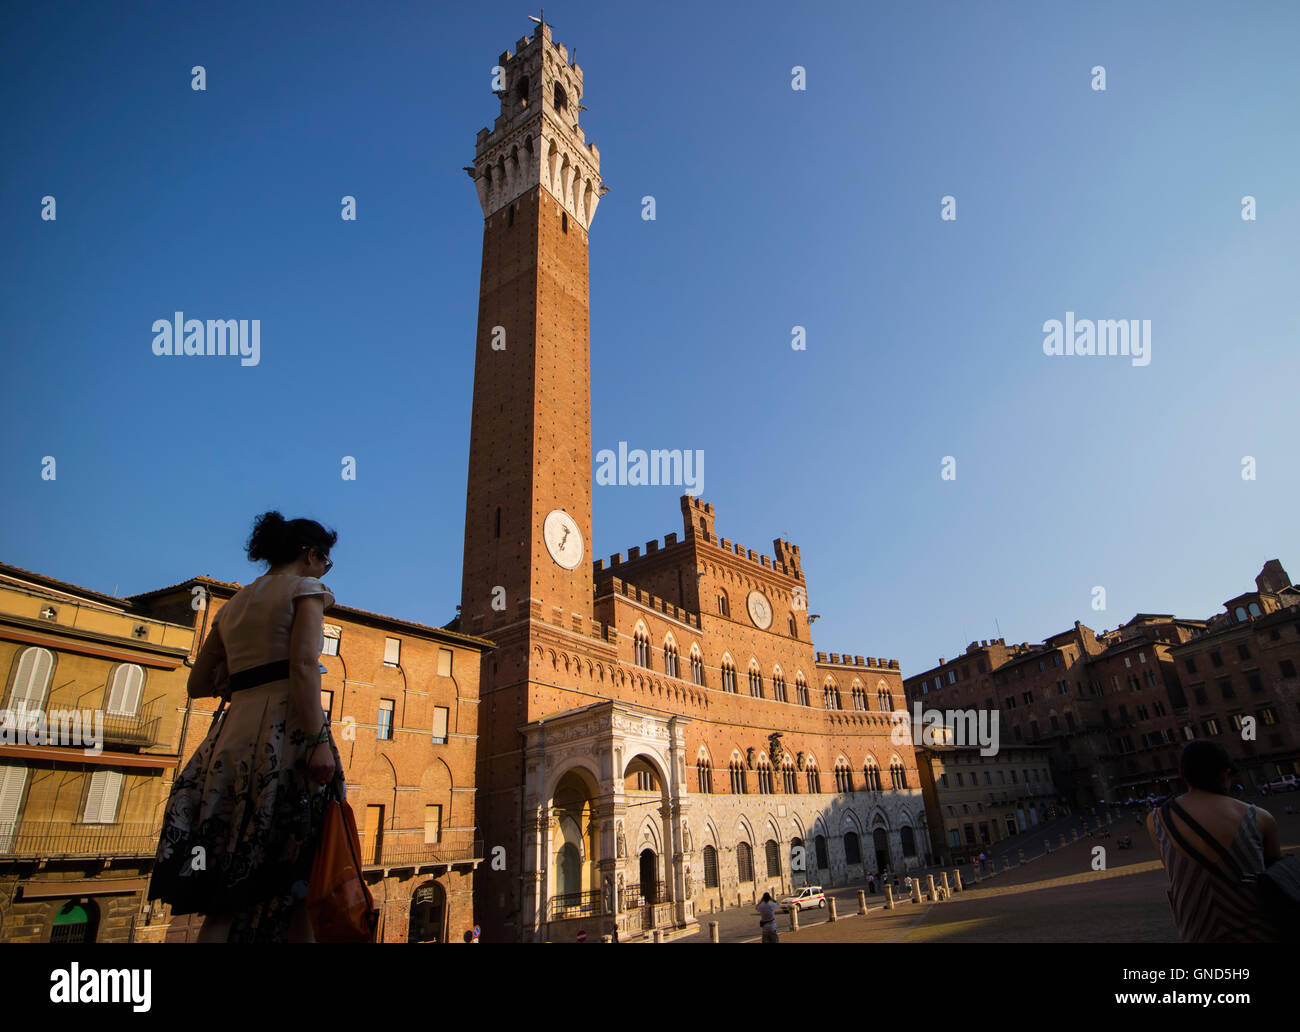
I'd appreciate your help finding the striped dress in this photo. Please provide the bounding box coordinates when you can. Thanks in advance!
[1151,801,1278,943]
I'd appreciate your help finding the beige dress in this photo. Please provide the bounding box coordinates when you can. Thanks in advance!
[148,574,345,942]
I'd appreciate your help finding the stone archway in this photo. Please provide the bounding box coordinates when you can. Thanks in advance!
[408,881,446,943]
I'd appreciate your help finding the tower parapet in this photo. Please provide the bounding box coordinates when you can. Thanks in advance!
[468,22,605,228]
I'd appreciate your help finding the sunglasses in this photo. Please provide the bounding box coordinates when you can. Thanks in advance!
[304,546,333,574]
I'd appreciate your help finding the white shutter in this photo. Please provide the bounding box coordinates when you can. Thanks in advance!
[98,770,123,823]
[106,665,144,716]
[383,637,401,665]
[0,765,27,851]
[431,707,449,743]
[83,771,107,822]
[12,648,54,714]
[437,648,452,677]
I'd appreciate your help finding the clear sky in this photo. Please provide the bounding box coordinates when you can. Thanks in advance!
[2,0,1296,675]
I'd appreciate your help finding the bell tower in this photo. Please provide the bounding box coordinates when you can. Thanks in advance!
[459,18,605,635]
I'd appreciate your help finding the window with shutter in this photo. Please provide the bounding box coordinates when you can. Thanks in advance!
[383,637,401,666]
[106,664,144,716]
[0,764,28,851]
[424,804,442,844]
[432,706,449,744]
[10,648,54,713]
[703,845,718,888]
[437,648,453,677]
[83,770,122,824]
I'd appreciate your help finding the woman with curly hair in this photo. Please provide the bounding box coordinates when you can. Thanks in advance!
[148,511,343,942]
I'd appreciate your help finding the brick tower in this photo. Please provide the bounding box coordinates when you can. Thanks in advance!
[460,20,610,939]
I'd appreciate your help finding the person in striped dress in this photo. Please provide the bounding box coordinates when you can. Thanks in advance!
[1146,740,1283,943]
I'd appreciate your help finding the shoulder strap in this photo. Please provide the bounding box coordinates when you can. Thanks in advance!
[1169,798,1246,880]
[1159,803,1235,885]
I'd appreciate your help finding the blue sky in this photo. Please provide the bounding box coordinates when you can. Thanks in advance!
[2,0,1296,675]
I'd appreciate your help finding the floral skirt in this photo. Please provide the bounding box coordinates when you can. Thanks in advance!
[147,680,345,943]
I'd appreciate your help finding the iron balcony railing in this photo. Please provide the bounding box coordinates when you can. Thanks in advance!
[623,881,666,909]
[360,829,482,869]
[0,700,163,749]
[0,820,159,859]
[549,890,603,920]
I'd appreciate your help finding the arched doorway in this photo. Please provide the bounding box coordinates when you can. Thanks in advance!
[408,881,446,943]
[639,848,659,905]
[901,825,916,858]
[550,769,599,918]
[50,900,97,943]
[873,827,890,873]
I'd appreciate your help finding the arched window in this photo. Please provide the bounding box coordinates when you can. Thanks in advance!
[835,761,854,793]
[782,759,798,794]
[1248,602,1262,618]
[864,759,882,792]
[765,839,781,877]
[663,639,678,679]
[823,683,841,710]
[796,675,809,707]
[696,758,713,793]
[852,686,867,711]
[806,763,821,794]
[703,845,719,888]
[1235,606,1248,622]
[515,75,530,106]
[729,760,746,794]
[553,82,568,111]
[690,649,705,686]
[772,672,786,702]
[757,758,773,793]
[106,664,144,717]
[737,841,754,883]
[717,590,730,617]
[721,658,736,693]
[7,647,54,713]
[49,900,98,944]
[900,826,917,857]
[890,761,908,789]
[877,684,895,712]
[633,628,650,669]
[814,835,829,870]
[844,831,862,865]
[748,664,763,698]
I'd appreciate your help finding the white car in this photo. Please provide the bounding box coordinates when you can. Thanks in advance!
[1266,774,1298,792]
[780,886,826,912]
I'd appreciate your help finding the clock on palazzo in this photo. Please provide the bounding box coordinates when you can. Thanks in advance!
[746,590,773,630]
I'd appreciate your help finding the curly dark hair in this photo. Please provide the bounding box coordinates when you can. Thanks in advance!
[245,511,338,567]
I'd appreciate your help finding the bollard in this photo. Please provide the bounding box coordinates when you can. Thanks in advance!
[941,871,951,897]
[1059,833,1067,848]
[911,880,922,904]
[886,886,895,910]
[790,905,800,931]
[926,874,936,901]
[829,897,838,922]
[737,892,743,909]
[709,922,719,943]
[858,890,867,915]
[1002,856,1010,872]
[1045,839,1051,854]
[653,929,663,943]
[1072,829,1079,842]
[1018,848,1026,865]
[952,869,963,892]
[602,934,613,943]
[972,864,980,883]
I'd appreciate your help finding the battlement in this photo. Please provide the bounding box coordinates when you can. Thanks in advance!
[815,652,900,671]
[596,577,700,630]
[678,495,804,582]
[593,532,683,577]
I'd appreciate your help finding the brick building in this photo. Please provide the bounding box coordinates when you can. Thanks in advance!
[914,742,1062,862]
[0,563,192,943]
[458,22,923,943]
[129,575,492,943]
[906,561,1300,810]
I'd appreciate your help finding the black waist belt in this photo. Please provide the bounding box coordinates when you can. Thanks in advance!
[228,659,291,694]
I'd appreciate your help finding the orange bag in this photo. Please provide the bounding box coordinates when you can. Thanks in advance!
[307,782,379,942]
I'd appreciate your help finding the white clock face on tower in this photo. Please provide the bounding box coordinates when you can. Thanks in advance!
[747,590,773,630]
[543,509,584,570]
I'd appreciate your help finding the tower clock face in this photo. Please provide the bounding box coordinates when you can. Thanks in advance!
[747,590,773,630]
[543,509,584,570]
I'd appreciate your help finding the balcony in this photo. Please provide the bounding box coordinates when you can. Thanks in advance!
[101,699,164,748]
[0,820,159,859]
[360,829,482,872]
[0,700,163,750]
